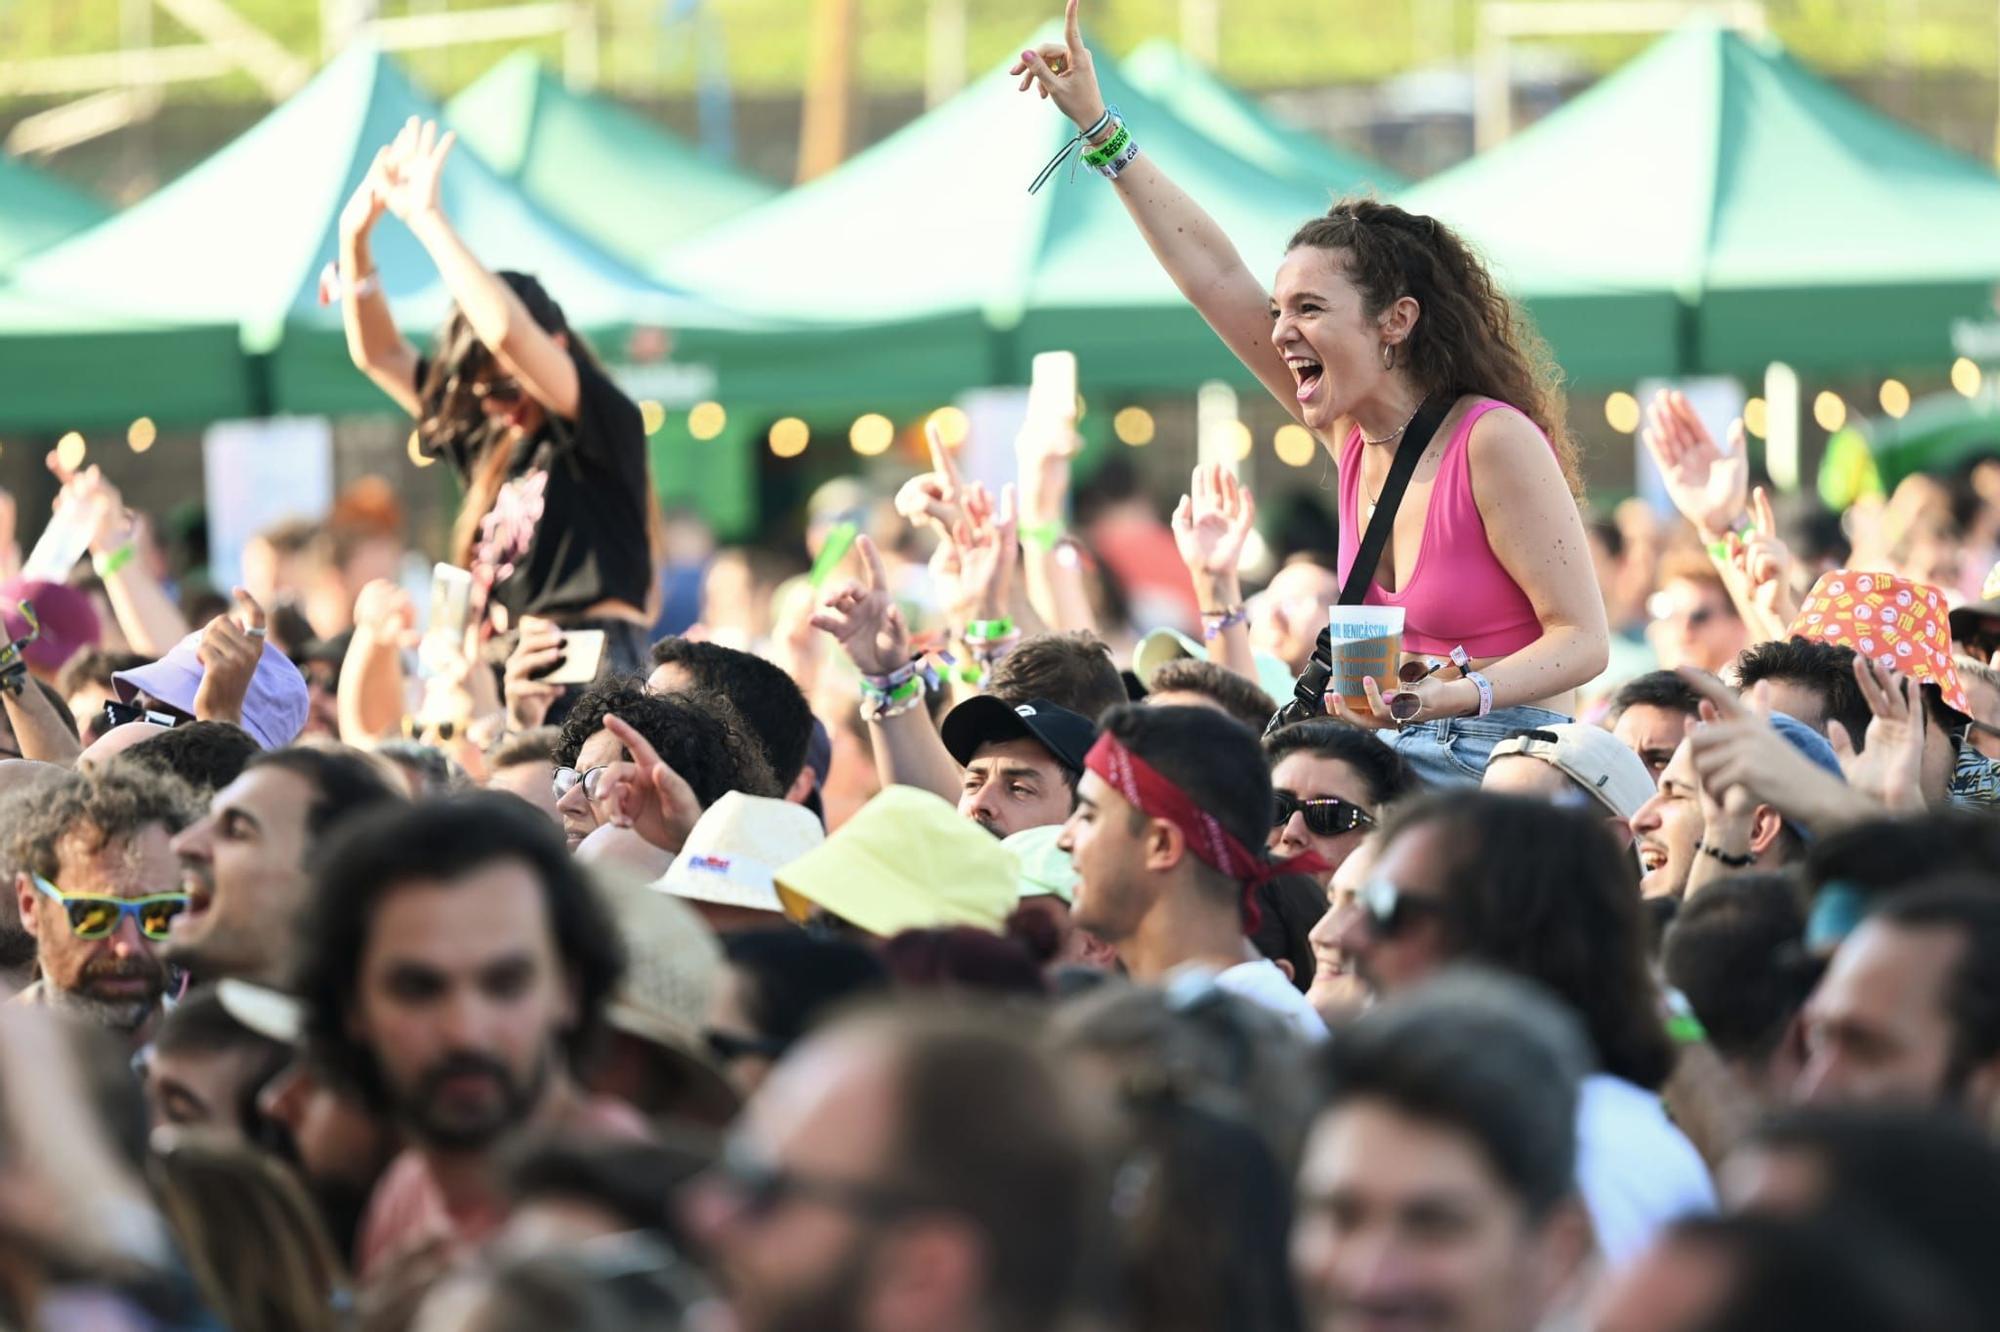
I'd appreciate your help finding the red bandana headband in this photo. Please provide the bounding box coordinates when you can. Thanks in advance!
[1084,734,1328,906]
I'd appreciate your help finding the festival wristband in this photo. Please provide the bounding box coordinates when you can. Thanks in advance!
[1704,517,1756,562]
[964,618,1015,644]
[1467,671,1494,718]
[93,543,137,578]
[1663,989,1709,1047]
[1081,124,1130,169]
[1200,606,1248,641]
[1020,520,1066,552]
[1095,135,1141,180]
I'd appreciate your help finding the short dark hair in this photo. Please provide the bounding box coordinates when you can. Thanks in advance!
[1747,1105,2000,1315]
[296,794,626,1107]
[1610,669,1703,720]
[57,648,150,702]
[1146,659,1277,735]
[1319,968,1588,1220]
[1264,718,1424,809]
[152,987,291,1138]
[647,638,813,788]
[989,632,1126,722]
[1735,638,1870,745]
[116,721,260,794]
[851,1006,1104,1332]
[1381,793,1676,1090]
[1662,874,1815,1066]
[505,1137,710,1240]
[1100,704,1272,884]
[555,676,779,806]
[487,727,560,771]
[1804,813,2000,905]
[1249,874,1330,993]
[374,740,460,793]
[6,764,198,885]
[1657,1214,1980,1332]
[721,929,888,1055]
[244,746,405,842]
[879,927,1046,997]
[1871,883,2000,1094]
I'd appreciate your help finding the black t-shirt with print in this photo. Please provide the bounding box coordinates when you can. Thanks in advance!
[420,349,651,624]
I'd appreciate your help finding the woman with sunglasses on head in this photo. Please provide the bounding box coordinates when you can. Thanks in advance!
[339,118,656,681]
[1015,2,1608,786]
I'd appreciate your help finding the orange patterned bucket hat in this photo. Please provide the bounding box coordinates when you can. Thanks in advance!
[1789,570,1969,715]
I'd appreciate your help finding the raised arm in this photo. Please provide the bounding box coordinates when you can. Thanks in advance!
[1014,1,1300,419]
[339,145,421,417]
[380,118,581,421]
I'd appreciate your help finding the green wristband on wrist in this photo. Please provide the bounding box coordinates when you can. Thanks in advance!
[1081,124,1130,169]
[94,543,136,577]
[1020,521,1066,552]
[965,618,1016,643]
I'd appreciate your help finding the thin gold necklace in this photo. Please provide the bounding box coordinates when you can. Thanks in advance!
[1362,396,1430,510]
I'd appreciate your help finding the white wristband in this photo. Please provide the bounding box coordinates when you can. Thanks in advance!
[1468,671,1493,718]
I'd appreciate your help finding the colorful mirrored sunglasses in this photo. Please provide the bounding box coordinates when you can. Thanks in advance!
[32,874,188,942]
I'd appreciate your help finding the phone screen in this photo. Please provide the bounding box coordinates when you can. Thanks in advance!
[428,563,474,640]
[1029,350,1078,425]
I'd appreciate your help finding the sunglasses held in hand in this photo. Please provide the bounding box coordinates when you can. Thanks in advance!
[33,874,188,942]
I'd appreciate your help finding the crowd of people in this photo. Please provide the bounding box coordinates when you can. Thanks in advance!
[0,4,1997,1329]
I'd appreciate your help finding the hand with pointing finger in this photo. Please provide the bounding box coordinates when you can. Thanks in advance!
[1725,486,1797,632]
[594,714,706,854]
[1011,0,1109,133]
[194,588,267,727]
[1829,655,1930,812]
[811,536,911,679]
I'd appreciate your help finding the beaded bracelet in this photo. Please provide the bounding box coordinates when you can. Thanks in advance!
[1696,840,1755,869]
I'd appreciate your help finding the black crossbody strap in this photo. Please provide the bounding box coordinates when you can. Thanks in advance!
[1265,396,1454,736]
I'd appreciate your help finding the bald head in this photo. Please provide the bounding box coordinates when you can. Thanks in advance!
[77,721,169,770]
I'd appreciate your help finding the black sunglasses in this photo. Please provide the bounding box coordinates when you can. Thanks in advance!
[707,1143,929,1224]
[1273,791,1376,837]
[1360,875,1445,939]
[104,700,183,730]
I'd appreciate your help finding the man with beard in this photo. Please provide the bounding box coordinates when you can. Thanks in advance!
[165,746,403,986]
[683,1005,1103,1332]
[296,793,638,1284]
[7,765,195,1047]
[1293,970,1595,1332]
[0,760,68,990]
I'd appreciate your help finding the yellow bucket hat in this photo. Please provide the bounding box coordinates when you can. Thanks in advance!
[775,786,1020,937]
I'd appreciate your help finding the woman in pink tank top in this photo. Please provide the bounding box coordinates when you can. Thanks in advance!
[1015,11,1609,784]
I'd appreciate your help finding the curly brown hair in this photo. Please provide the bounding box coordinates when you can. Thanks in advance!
[6,765,199,885]
[1288,199,1579,494]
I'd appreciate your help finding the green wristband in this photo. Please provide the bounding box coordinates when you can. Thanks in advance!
[1081,124,1130,168]
[94,543,137,577]
[1020,521,1065,552]
[1666,1013,1708,1047]
[964,618,1016,643]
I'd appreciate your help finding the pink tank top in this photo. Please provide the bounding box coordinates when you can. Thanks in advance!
[1337,398,1543,658]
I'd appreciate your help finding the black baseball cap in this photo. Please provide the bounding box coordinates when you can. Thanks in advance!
[941,696,1097,774]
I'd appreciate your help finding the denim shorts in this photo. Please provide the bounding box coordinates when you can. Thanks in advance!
[1384,705,1572,789]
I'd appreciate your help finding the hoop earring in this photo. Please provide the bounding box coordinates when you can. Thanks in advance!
[1381,342,1395,371]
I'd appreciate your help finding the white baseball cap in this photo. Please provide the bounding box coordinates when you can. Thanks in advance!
[1489,723,1658,823]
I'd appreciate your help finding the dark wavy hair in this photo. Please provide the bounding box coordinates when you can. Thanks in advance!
[1288,199,1577,493]
[1263,718,1423,810]
[295,793,625,1107]
[1379,793,1675,1090]
[554,675,779,806]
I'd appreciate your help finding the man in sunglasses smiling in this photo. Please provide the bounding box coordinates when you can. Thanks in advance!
[6,765,197,1046]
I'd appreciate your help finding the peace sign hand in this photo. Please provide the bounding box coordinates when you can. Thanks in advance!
[1725,486,1797,625]
[811,535,911,678]
[1011,0,1108,132]
[591,714,706,855]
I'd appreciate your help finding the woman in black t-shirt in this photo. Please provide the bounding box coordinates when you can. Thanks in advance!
[336,117,655,674]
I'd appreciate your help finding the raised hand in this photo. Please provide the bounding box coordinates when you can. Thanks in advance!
[1725,485,1798,630]
[1016,414,1081,527]
[1680,669,1862,833]
[950,482,1020,625]
[193,588,267,726]
[1173,463,1257,581]
[811,535,911,678]
[1011,0,1109,131]
[378,117,456,227]
[502,616,566,732]
[592,713,705,854]
[1642,390,1748,539]
[1829,655,1931,812]
[339,145,392,241]
[894,422,967,539]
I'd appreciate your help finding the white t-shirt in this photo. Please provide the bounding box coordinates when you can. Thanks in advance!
[1576,1073,1716,1268]
[1214,959,1330,1043]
